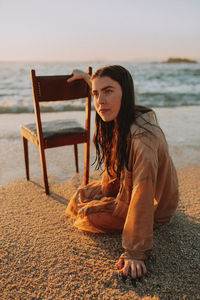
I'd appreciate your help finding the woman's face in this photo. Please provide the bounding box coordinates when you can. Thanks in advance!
[92,76,122,122]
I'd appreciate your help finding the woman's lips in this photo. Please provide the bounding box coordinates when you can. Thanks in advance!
[99,108,110,113]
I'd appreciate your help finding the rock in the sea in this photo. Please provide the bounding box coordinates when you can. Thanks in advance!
[163,57,197,63]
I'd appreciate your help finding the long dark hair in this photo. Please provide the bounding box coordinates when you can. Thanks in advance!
[92,65,139,179]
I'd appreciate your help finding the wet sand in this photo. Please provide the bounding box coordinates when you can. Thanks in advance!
[0,106,200,185]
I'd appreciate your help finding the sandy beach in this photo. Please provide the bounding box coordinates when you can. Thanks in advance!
[0,107,200,299]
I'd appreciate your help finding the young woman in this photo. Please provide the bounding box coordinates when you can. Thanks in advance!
[66,65,179,279]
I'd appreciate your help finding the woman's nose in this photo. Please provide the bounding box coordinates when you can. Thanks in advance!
[98,93,105,104]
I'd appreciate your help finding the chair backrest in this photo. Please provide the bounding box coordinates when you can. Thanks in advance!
[32,72,90,102]
[31,67,92,146]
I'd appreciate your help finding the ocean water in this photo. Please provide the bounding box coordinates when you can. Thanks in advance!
[0,61,199,113]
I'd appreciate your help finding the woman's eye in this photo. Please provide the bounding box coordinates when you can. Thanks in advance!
[105,89,112,94]
[92,92,98,97]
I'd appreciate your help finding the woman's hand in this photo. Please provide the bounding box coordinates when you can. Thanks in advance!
[117,257,147,279]
[67,69,91,88]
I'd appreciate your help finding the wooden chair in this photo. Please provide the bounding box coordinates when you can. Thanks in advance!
[20,67,92,194]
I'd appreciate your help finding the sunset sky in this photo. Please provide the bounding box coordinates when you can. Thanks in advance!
[1,0,199,62]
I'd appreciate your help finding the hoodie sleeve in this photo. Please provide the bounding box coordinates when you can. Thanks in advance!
[121,132,159,260]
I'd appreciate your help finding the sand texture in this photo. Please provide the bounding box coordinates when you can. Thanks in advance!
[0,166,200,299]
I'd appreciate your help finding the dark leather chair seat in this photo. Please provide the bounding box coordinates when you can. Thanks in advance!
[21,119,85,139]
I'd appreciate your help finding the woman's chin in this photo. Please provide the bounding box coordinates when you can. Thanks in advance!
[101,116,113,122]
[98,113,114,122]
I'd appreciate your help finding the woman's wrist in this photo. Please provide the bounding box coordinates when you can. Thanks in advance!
[84,74,92,89]
[67,69,92,89]
[120,251,146,261]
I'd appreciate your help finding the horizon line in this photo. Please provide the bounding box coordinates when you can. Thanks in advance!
[0,57,199,64]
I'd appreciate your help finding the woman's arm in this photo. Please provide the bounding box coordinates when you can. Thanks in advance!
[67,69,92,89]
[118,133,159,279]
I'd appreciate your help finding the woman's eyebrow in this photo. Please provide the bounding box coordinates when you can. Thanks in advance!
[101,85,114,91]
[92,85,114,93]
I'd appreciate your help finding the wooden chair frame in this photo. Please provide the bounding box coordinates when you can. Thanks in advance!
[20,67,92,194]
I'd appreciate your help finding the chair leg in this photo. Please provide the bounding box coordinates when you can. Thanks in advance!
[22,137,29,180]
[84,141,90,185]
[74,144,79,173]
[39,146,49,195]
